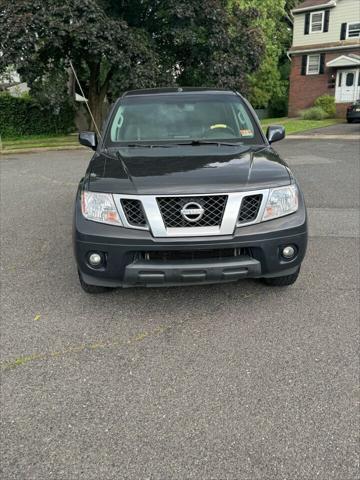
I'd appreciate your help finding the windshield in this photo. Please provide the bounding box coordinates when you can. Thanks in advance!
[107,94,264,146]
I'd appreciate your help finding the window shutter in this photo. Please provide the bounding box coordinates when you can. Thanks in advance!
[304,13,310,34]
[324,10,330,32]
[340,23,347,40]
[301,55,307,75]
[319,53,325,74]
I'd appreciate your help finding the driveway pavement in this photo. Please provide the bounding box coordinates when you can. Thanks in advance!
[1,135,359,479]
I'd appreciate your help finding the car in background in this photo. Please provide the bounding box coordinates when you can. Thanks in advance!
[347,99,360,123]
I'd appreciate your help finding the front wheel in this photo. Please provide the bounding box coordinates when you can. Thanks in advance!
[262,267,300,287]
[78,270,113,294]
[347,118,353,123]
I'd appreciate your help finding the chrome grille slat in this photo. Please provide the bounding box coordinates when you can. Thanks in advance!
[157,195,227,228]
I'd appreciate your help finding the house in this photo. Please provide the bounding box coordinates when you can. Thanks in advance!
[0,66,29,96]
[288,0,360,116]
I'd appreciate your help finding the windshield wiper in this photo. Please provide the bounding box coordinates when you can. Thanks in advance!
[173,140,242,147]
[119,140,243,148]
[124,143,176,148]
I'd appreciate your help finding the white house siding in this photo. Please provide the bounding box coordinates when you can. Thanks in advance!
[292,0,360,46]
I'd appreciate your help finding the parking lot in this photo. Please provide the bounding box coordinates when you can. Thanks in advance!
[1,130,359,479]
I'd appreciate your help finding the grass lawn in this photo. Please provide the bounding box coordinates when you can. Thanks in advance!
[260,117,343,135]
[1,134,79,152]
[0,117,345,152]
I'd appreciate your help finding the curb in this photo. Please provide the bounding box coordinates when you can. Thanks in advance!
[287,134,360,140]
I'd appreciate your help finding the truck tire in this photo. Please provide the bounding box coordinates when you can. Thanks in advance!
[78,271,113,294]
[262,267,300,286]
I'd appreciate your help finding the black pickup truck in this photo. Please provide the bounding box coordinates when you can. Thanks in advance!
[74,88,307,293]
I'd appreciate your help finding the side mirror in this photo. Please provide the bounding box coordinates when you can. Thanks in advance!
[79,131,97,150]
[266,125,285,144]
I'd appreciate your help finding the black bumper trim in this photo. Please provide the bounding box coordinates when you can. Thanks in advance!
[123,256,261,286]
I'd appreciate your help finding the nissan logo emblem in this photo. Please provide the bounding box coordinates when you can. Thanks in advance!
[181,202,204,223]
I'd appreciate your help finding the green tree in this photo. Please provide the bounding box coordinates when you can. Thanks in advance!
[285,0,303,13]
[232,0,292,109]
[0,0,163,128]
[0,0,265,127]
[102,0,265,96]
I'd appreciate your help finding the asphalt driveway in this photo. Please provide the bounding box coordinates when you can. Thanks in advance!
[1,132,359,479]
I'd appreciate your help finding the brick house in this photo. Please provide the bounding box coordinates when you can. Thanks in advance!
[288,0,360,117]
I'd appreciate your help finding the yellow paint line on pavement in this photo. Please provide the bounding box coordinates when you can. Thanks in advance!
[1,324,171,372]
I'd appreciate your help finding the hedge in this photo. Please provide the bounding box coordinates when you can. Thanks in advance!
[0,93,75,137]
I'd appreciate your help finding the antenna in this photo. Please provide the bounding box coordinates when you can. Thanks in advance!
[69,61,102,139]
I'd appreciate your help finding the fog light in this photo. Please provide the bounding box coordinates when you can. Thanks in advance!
[282,245,296,259]
[88,252,103,267]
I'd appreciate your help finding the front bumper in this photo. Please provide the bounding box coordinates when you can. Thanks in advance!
[74,192,307,288]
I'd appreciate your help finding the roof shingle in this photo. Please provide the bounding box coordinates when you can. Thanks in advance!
[293,0,334,12]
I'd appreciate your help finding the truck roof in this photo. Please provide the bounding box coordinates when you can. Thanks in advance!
[122,87,238,97]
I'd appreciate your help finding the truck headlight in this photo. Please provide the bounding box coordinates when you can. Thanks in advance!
[262,185,298,221]
[81,191,122,226]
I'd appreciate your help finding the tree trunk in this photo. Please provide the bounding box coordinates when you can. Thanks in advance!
[88,90,105,132]
[87,62,102,132]
[87,62,113,133]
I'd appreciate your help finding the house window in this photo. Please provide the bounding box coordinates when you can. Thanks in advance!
[346,72,354,87]
[347,22,360,39]
[307,55,321,75]
[310,11,325,33]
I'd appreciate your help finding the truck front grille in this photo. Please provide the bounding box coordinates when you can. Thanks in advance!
[157,195,227,228]
[139,247,252,262]
[121,199,147,227]
[238,194,262,224]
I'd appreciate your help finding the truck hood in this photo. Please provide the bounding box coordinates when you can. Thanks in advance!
[87,145,290,194]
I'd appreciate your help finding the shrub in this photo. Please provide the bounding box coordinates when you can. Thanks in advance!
[301,106,329,120]
[314,94,336,117]
[0,93,75,137]
[269,94,288,118]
